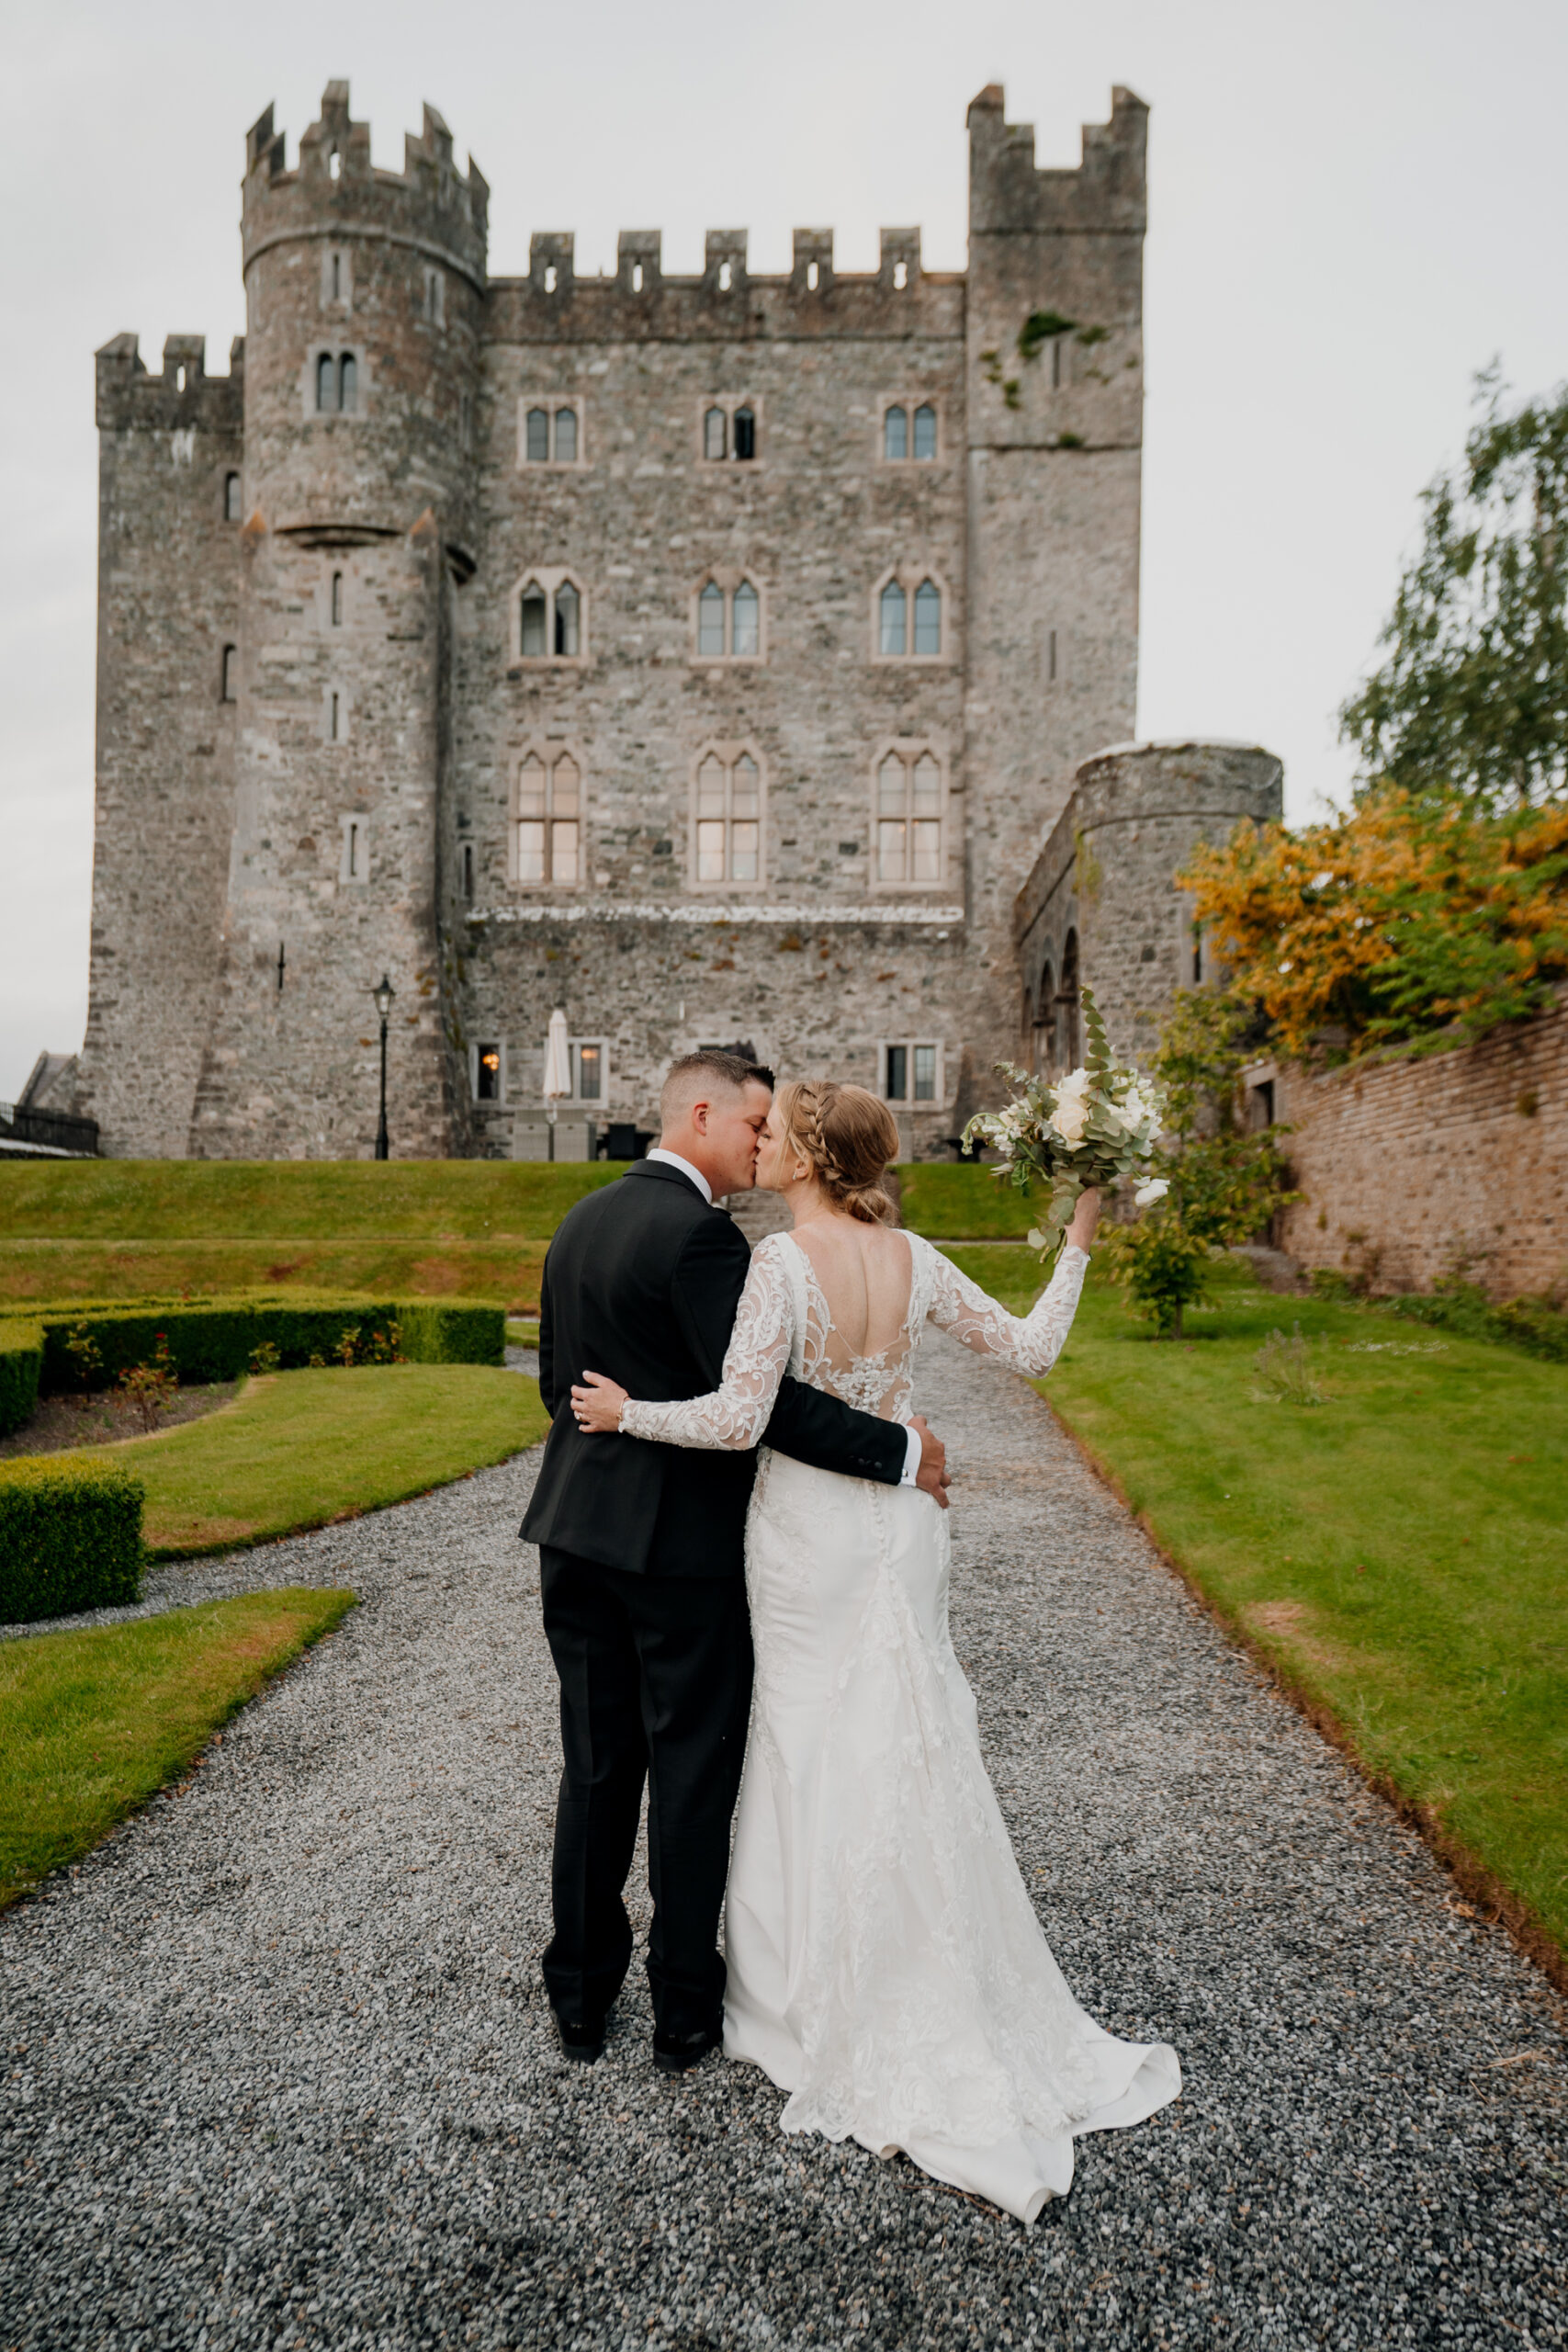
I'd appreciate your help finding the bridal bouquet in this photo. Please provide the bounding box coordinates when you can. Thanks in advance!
[960,987,1168,1264]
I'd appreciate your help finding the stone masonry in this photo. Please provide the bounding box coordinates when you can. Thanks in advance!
[1013,740,1284,1072]
[73,81,1155,1159]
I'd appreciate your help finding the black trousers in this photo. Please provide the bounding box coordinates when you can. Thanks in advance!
[539,1548,752,2037]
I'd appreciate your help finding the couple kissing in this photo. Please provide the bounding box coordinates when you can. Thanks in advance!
[520,1049,1179,2224]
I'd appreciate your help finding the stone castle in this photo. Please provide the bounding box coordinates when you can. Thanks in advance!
[66,78,1281,1161]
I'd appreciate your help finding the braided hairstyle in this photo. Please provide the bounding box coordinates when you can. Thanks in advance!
[774,1080,900,1224]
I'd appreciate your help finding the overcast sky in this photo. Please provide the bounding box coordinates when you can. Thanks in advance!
[2,0,1563,1100]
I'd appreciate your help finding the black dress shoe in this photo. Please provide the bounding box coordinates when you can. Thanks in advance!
[652,2020,722,2075]
[551,2008,606,2064]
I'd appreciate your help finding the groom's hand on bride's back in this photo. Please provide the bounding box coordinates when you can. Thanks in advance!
[910,1416,952,1510]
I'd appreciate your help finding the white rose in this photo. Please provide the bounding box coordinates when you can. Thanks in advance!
[1134,1178,1169,1207]
[1056,1068,1090,1101]
[1052,1092,1089,1145]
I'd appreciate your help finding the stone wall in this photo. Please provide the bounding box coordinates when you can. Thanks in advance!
[1262,1004,1568,1300]
[1014,740,1284,1072]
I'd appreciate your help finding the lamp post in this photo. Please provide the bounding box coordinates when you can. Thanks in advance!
[372,973,395,1160]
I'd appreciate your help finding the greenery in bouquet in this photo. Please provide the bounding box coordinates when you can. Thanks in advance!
[959,988,1169,1268]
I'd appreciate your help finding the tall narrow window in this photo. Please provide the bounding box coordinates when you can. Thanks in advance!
[704,406,727,460]
[698,581,726,658]
[731,580,760,658]
[875,749,944,885]
[330,691,342,742]
[477,1045,501,1101]
[220,644,237,703]
[554,406,577,463]
[694,751,761,884]
[331,252,342,302]
[553,582,580,657]
[913,579,942,656]
[338,354,357,413]
[883,404,908,460]
[224,471,242,521]
[316,353,337,413]
[525,407,549,463]
[424,268,445,325]
[328,148,341,181]
[520,584,547,659]
[885,1045,907,1102]
[879,581,907,656]
[913,402,937,460]
[574,1041,603,1102]
[331,571,343,627]
[461,840,475,902]
[516,751,581,885]
[733,406,755,460]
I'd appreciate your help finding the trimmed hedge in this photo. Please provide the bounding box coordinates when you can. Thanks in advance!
[0,1459,144,1624]
[0,1320,42,1437]
[4,1296,505,1394]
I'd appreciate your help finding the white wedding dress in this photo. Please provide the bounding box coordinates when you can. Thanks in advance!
[621,1228,1180,2222]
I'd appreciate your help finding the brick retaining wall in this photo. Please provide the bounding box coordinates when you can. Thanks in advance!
[1265,1001,1567,1299]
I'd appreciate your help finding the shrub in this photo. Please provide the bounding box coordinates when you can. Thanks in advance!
[1387,1281,1568,1363]
[20,1296,505,1394]
[118,1334,179,1432]
[0,1460,144,1624]
[0,1321,43,1439]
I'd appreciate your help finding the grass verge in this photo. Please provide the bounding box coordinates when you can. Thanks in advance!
[941,1248,1568,1980]
[1006,1258,1568,1982]
[0,1589,355,1905]
[22,1363,550,1555]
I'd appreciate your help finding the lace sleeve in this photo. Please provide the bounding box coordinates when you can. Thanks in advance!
[920,1236,1089,1378]
[620,1235,795,1452]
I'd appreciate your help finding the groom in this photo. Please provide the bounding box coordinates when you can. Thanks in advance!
[522,1049,950,2073]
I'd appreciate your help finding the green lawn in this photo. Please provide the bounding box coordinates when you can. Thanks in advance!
[0,1589,355,1905]
[0,1160,626,1308]
[30,1363,549,1555]
[899,1162,1035,1239]
[0,1158,618,1240]
[983,1256,1568,1969]
[0,1238,552,1308]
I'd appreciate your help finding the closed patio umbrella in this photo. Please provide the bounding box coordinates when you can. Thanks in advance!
[543,1008,571,1160]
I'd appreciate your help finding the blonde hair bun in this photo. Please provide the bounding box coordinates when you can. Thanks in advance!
[775,1080,899,1223]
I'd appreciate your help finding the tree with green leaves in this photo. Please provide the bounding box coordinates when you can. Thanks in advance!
[1340,371,1568,814]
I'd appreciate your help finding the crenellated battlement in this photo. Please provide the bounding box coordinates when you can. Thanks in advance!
[95,334,245,432]
[967,83,1146,238]
[242,81,488,287]
[491,224,958,345]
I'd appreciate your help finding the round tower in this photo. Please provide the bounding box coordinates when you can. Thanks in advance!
[1014,740,1284,1073]
[190,85,488,1159]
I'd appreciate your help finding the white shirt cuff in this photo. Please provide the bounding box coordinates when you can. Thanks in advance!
[899,1422,923,1487]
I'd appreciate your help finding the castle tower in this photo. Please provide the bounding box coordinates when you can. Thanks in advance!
[187,85,488,1158]
[75,334,245,1159]
[1014,741,1285,1070]
[962,86,1147,1108]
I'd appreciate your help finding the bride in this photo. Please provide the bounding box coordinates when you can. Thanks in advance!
[570,1078,1179,2222]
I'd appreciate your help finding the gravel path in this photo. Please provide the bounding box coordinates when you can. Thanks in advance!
[3,1332,1565,2348]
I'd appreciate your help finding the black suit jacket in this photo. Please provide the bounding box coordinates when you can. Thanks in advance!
[520,1160,908,1577]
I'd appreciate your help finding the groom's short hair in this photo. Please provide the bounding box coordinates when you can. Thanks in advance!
[660,1049,774,1127]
